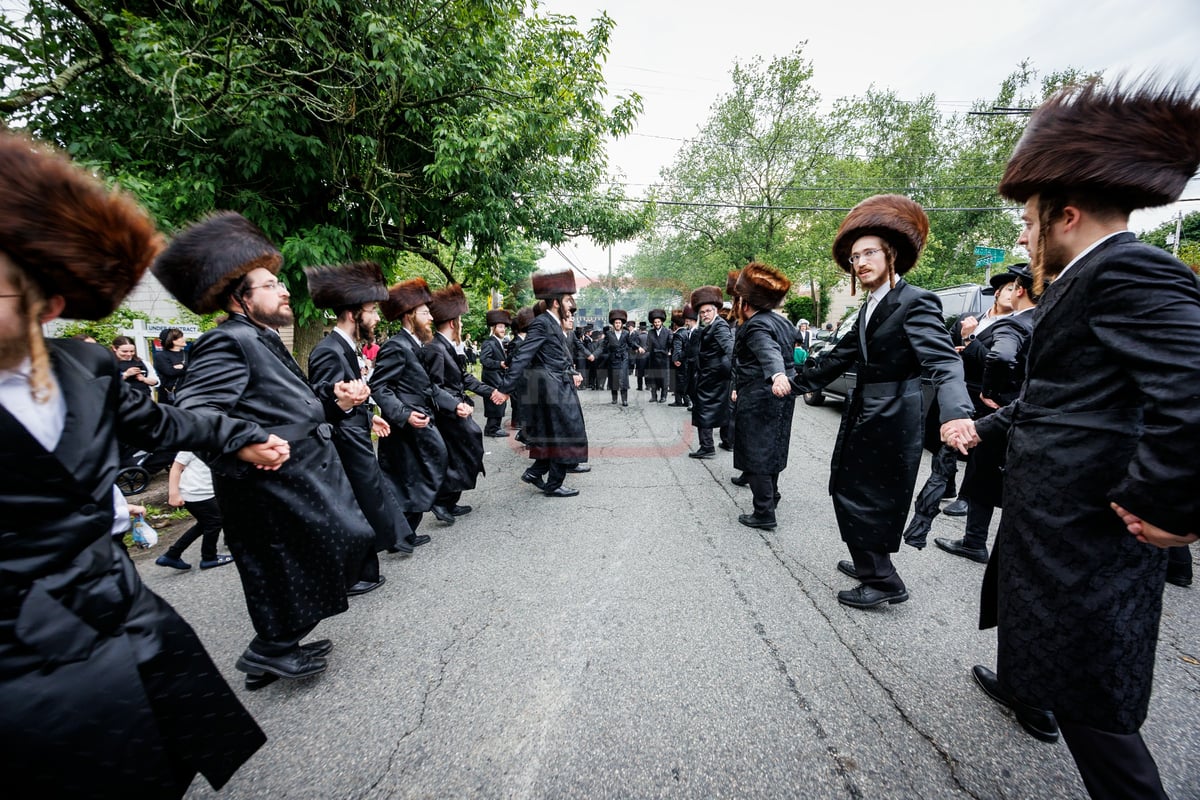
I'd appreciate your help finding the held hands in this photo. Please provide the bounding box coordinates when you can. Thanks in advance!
[371,415,391,438]
[455,402,472,418]
[407,410,430,429]
[1111,503,1200,548]
[771,374,791,397]
[238,434,291,470]
[490,389,507,405]
[333,379,370,411]
[940,418,979,455]
[587,354,595,362]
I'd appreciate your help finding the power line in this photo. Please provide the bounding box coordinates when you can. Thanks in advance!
[554,194,1018,213]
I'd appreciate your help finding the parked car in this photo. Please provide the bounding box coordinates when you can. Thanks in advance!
[801,283,988,406]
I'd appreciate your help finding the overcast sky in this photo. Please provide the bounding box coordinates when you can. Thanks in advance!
[537,0,1200,276]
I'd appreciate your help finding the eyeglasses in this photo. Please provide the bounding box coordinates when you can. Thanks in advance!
[847,248,883,266]
[247,279,286,293]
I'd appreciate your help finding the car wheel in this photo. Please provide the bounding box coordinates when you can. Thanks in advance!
[803,390,825,407]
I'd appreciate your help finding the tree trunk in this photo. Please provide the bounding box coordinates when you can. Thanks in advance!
[290,318,327,376]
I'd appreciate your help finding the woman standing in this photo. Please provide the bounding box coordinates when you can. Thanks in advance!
[153,327,188,405]
[112,334,158,397]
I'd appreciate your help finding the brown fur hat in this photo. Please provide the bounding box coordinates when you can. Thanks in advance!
[1000,77,1200,210]
[608,308,628,323]
[381,277,432,321]
[153,212,282,314]
[689,285,723,311]
[832,194,929,277]
[682,303,698,321]
[726,270,741,298]
[428,284,468,323]
[0,132,163,320]
[305,261,389,310]
[736,262,791,310]
[670,309,684,326]
[513,306,536,333]
[531,268,577,299]
[648,308,667,322]
[486,309,512,327]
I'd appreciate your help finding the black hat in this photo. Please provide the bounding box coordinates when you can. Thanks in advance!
[486,309,512,327]
[153,212,282,314]
[305,261,389,309]
[988,270,1019,290]
[609,309,628,323]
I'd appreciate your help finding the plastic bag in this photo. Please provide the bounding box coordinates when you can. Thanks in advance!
[130,515,158,548]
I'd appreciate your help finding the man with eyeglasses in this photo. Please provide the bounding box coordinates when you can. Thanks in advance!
[790,194,972,609]
[154,212,377,687]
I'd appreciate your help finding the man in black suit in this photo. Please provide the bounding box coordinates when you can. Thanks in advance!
[688,286,734,458]
[947,79,1200,799]
[644,309,672,402]
[792,195,972,609]
[599,309,639,406]
[671,304,697,407]
[306,261,421,579]
[479,309,512,437]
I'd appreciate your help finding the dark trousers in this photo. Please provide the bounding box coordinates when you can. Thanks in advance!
[746,472,779,518]
[697,426,714,450]
[435,489,462,509]
[250,622,317,657]
[405,511,423,533]
[166,497,222,562]
[529,457,568,491]
[962,501,995,550]
[1059,721,1168,800]
[848,547,905,592]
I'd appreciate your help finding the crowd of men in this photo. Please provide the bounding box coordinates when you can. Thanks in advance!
[1,75,1198,800]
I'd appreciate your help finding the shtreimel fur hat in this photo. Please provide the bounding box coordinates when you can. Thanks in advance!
[486,309,512,327]
[305,261,389,310]
[608,309,628,323]
[381,278,432,321]
[0,132,163,320]
[690,286,723,311]
[736,262,791,311]
[513,306,536,333]
[648,308,667,322]
[531,268,577,299]
[428,284,468,323]
[1000,76,1200,211]
[682,303,698,320]
[832,194,929,279]
[726,270,741,298]
[153,212,282,314]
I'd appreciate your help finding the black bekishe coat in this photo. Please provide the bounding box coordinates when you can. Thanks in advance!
[793,279,972,552]
[732,310,797,475]
[420,333,491,492]
[690,315,734,429]
[1,339,266,795]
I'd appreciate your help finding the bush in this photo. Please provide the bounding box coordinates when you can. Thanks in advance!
[783,295,815,324]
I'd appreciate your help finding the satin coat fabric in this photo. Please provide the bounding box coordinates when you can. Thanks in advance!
[644,326,672,387]
[308,332,413,550]
[176,315,375,640]
[796,280,971,552]
[0,339,265,796]
[975,234,1200,732]
[599,328,635,391]
[690,316,734,429]
[479,335,509,421]
[369,332,452,513]
[732,311,796,475]
[498,312,588,463]
[420,334,490,492]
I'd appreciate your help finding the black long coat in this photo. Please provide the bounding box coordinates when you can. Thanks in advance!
[1,339,265,796]
[975,233,1200,732]
[691,316,733,429]
[795,280,971,552]
[420,333,491,492]
[644,326,672,387]
[369,331,452,513]
[498,311,588,463]
[176,315,376,640]
[308,331,413,551]
[479,335,508,421]
[672,326,692,395]
[732,311,796,475]
[599,328,635,391]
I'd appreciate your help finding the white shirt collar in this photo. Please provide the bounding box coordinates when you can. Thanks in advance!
[333,326,356,349]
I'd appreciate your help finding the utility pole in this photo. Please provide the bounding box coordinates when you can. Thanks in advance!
[607,244,614,310]
[1173,211,1183,257]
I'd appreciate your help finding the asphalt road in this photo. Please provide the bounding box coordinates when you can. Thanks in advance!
[141,387,1200,799]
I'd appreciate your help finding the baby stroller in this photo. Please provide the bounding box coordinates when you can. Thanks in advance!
[116,443,177,496]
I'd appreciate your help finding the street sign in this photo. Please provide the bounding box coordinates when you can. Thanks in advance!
[976,257,992,268]
[973,245,1005,266]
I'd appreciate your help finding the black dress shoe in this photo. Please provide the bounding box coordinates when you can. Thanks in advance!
[943,498,969,516]
[450,504,472,516]
[386,543,414,555]
[837,560,858,579]
[688,447,716,459]
[484,430,509,438]
[407,534,431,547]
[244,639,334,689]
[621,401,628,407]
[431,505,456,524]
[521,470,547,490]
[730,474,749,487]
[738,513,777,530]
[544,486,579,497]
[567,464,591,473]
[718,441,734,451]
[236,647,328,680]
[347,576,386,596]
[837,584,909,608]
[972,665,1060,743]
[1166,572,1192,588]
[935,537,989,564]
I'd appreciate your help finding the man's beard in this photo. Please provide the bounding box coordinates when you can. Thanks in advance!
[409,317,433,343]
[248,299,293,328]
[1032,230,1071,296]
[354,315,375,341]
[0,327,29,371]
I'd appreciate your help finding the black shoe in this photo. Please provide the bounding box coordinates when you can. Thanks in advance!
[386,539,415,555]
[544,486,579,498]
[521,470,547,490]
[236,647,328,680]
[406,534,432,547]
[431,505,456,524]
[935,537,989,564]
[515,431,528,445]
[669,400,686,407]
[718,441,733,451]
[738,513,777,530]
[199,553,235,570]
[347,576,386,596]
[836,560,858,579]
[567,464,591,473]
[450,504,472,516]
[730,474,749,487]
[622,401,628,407]
[243,639,335,690]
[156,554,191,570]
[943,498,969,516]
[1166,572,1193,588]
[484,430,509,438]
[688,447,716,459]
[837,584,909,608]
[971,665,1060,743]
[611,397,618,404]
